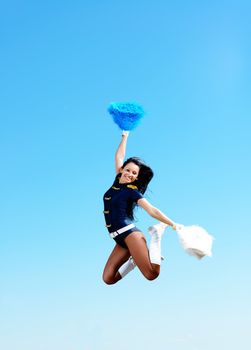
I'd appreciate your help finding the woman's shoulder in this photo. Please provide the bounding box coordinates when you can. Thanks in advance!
[125,184,144,200]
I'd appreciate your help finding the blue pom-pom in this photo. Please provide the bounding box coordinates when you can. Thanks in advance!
[107,102,145,131]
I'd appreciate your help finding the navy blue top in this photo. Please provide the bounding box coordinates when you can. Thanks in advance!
[103,176,144,233]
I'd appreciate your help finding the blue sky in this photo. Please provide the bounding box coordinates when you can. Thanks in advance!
[0,1,250,349]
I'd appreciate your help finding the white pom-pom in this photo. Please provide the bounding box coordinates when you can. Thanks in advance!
[176,225,214,259]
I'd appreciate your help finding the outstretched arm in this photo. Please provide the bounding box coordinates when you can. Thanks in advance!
[138,198,177,230]
[115,131,129,174]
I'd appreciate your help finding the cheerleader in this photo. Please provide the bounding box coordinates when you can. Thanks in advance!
[102,131,178,284]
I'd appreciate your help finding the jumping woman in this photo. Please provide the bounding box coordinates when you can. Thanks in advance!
[102,131,178,284]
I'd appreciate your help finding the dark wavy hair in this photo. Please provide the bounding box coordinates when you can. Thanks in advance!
[122,157,154,194]
[119,157,154,220]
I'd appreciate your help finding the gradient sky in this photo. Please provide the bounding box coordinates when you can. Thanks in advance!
[1,1,251,349]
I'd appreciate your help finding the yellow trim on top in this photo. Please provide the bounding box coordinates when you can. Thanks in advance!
[127,184,138,190]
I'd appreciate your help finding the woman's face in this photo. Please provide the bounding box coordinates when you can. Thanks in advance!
[119,162,140,184]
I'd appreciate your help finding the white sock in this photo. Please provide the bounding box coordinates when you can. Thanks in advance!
[118,256,136,278]
[148,223,166,265]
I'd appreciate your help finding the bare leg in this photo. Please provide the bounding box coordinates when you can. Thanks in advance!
[102,244,131,284]
[103,228,164,284]
[125,231,161,280]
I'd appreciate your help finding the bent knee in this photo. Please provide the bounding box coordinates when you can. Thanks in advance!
[144,270,160,281]
[103,278,115,285]
[102,270,119,285]
[102,273,114,285]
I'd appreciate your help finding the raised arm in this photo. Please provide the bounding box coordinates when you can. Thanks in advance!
[115,131,129,174]
[138,198,177,230]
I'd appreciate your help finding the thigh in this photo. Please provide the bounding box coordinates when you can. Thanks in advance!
[124,231,157,279]
[103,243,131,274]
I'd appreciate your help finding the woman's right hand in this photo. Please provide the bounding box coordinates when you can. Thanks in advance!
[122,130,129,137]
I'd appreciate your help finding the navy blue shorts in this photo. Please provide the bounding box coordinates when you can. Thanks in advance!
[113,226,142,249]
